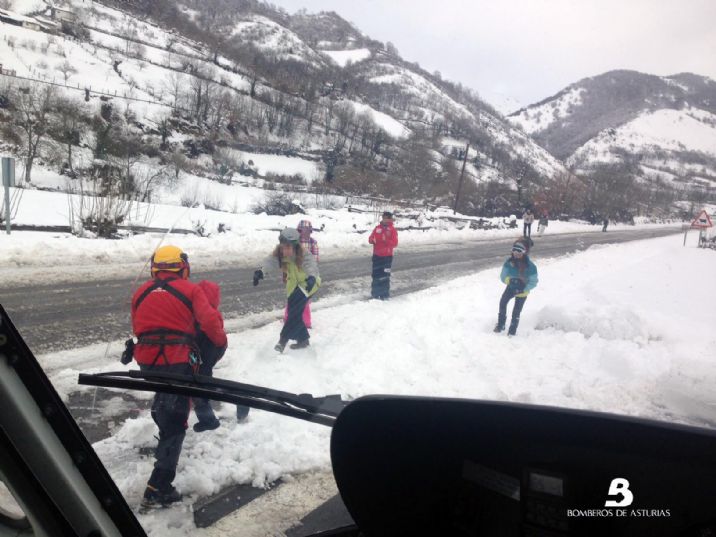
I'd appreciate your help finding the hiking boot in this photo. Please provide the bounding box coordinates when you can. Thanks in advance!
[274,339,287,353]
[193,417,220,433]
[493,323,505,333]
[290,339,310,350]
[141,485,182,510]
[507,322,519,336]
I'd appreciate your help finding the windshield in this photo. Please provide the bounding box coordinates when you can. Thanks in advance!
[0,0,715,535]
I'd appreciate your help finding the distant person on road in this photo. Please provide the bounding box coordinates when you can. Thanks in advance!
[494,238,539,336]
[253,228,321,353]
[193,280,250,430]
[602,217,609,232]
[131,245,227,509]
[523,209,534,237]
[369,211,399,299]
[282,219,319,329]
[537,211,549,235]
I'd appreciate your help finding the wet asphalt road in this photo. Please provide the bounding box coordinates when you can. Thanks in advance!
[0,228,680,355]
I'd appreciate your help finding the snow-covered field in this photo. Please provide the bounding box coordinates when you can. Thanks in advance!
[36,233,716,535]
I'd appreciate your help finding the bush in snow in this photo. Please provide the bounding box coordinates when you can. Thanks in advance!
[251,192,306,216]
[192,219,209,237]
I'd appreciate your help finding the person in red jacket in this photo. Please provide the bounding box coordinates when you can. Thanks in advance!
[368,211,399,299]
[131,245,227,509]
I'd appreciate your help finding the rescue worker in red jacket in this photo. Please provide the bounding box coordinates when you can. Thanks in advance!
[131,245,227,509]
[368,211,399,299]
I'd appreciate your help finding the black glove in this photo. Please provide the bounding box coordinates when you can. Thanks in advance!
[120,338,135,365]
[508,278,525,292]
[253,269,264,286]
[305,276,316,293]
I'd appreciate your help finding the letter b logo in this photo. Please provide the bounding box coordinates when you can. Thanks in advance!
[605,478,633,507]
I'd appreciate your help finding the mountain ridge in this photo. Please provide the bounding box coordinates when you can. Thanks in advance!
[509,69,716,193]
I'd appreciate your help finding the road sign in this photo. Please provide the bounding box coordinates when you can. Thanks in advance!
[690,210,713,229]
[1,157,15,187]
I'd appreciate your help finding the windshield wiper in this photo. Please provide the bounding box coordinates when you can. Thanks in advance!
[78,370,347,427]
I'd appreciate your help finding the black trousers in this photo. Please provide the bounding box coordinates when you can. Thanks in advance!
[140,362,192,491]
[498,288,527,328]
[523,223,532,237]
[371,255,393,299]
[280,287,310,342]
[194,340,222,423]
[194,338,249,422]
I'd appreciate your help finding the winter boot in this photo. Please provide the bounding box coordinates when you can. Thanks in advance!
[236,405,250,423]
[494,313,506,333]
[193,417,220,433]
[274,338,288,353]
[141,485,182,510]
[290,339,310,350]
[507,320,519,336]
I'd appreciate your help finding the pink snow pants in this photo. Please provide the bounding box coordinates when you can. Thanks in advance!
[284,300,312,329]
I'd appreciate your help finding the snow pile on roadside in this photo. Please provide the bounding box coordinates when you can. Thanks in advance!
[58,234,715,535]
[535,305,656,341]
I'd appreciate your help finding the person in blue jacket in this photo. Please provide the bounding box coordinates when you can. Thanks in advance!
[494,238,538,336]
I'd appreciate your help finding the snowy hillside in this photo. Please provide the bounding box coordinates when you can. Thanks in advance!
[512,87,587,136]
[509,70,716,190]
[569,107,716,189]
[228,14,326,66]
[0,0,567,225]
[354,58,566,181]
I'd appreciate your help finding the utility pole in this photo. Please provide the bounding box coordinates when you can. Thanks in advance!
[517,165,524,204]
[453,142,470,215]
[2,157,15,235]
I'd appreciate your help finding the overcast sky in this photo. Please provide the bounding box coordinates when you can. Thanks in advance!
[269,0,716,113]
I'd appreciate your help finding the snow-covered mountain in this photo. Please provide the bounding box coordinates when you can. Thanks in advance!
[509,70,716,190]
[0,0,565,217]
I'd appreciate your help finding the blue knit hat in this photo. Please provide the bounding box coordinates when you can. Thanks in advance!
[512,242,527,254]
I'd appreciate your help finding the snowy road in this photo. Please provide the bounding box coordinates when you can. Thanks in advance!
[0,227,679,354]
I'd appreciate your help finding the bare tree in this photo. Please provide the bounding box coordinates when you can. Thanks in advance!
[206,89,231,139]
[122,22,140,57]
[323,97,335,136]
[168,150,188,185]
[163,71,186,110]
[155,112,172,149]
[55,60,78,84]
[188,65,215,123]
[334,102,356,138]
[550,172,586,217]
[13,84,55,183]
[51,96,86,176]
[133,168,167,203]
